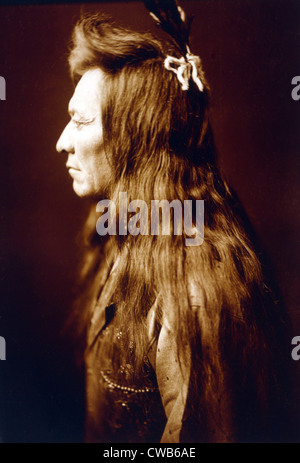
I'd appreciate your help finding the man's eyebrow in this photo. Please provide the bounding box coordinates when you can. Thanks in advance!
[68,98,81,116]
[68,103,97,120]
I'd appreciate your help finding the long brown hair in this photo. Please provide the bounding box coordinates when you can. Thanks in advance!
[68,13,290,442]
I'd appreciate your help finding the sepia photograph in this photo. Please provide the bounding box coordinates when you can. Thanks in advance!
[0,0,299,445]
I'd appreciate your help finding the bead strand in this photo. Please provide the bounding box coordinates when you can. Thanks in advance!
[100,370,157,393]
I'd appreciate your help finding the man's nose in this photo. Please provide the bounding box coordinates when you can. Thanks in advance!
[56,122,74,154]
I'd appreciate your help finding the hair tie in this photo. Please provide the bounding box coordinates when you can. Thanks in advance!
[164,52,204,92]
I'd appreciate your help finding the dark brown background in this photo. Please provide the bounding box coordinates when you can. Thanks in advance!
[0,0,299,442]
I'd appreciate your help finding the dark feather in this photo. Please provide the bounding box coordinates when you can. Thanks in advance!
[143,0,193,54]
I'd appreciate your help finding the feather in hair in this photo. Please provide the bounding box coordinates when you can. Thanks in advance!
[143,0,194,55]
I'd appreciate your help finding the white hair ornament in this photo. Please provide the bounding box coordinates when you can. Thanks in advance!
[145,1,205,92]
[164,52,204,92]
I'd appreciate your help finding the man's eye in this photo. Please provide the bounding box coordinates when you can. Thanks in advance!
[71,117,95,128]
[72,119,86,127]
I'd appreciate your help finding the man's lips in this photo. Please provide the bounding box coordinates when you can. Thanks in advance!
[66,164,80,171]
[66,164,81,178]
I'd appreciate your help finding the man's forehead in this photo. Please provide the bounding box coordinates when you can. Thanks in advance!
[68,68,104,114]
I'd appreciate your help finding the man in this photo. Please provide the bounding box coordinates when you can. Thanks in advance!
[56,7,287,443]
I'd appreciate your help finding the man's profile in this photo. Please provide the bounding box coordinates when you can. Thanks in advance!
[56,1,289,443]
[57,69,111,198]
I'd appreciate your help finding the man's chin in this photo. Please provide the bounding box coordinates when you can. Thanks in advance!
[72,180,92,198]
[72,180,111,200]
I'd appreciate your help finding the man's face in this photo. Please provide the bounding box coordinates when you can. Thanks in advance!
[56,68,111,198]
